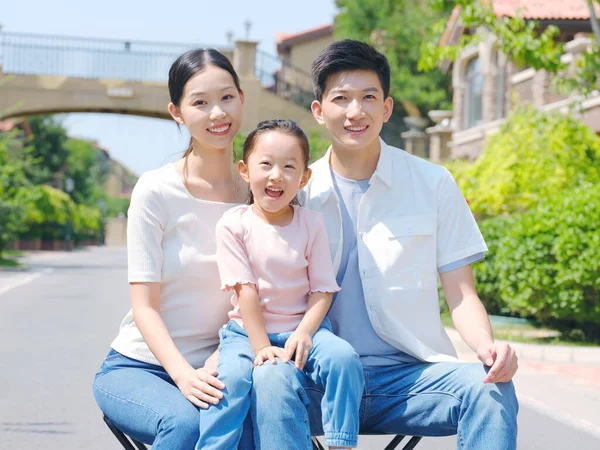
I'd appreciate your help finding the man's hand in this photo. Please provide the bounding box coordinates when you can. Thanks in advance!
[254,345,289,366]
[477,341,519,383]
[284,330,313,370]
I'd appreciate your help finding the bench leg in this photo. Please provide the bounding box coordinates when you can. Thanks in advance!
[102,415,148,450]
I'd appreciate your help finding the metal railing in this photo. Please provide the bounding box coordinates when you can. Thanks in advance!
[256,49,315,111]
[0,31,228,82]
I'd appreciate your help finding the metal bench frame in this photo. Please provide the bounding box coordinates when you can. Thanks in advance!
[103,414,422,449]
[312,435,421,450]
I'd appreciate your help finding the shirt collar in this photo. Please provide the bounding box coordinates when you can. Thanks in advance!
[310,137,393,205]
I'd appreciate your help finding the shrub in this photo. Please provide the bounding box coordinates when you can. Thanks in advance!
[475,184,600,340]
[458,106,600,218]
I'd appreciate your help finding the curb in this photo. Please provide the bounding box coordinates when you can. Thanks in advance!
[445,327,600,365]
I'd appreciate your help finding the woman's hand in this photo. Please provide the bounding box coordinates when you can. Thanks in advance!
[253,345,289,366]
[173,366,225,409]
[285,330,313,370]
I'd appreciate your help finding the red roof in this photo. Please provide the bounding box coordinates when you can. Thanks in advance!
[276,24,333,53]
[491,0,599,20]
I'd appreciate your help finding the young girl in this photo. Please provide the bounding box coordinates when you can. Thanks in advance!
[197,120,363,450]
[93,49,254,449]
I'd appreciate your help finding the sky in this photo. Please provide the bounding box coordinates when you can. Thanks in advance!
[3,0,338,175]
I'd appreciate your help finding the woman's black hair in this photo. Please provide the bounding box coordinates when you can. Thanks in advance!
[242,119,310,205]
[168,48,242,157]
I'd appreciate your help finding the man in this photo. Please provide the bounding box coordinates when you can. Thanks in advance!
[251,40,518,450]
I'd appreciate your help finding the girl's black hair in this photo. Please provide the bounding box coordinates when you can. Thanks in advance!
[168,48,242,157]
[242,119,310,205]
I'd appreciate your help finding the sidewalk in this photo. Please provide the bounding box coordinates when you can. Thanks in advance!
[447,327,600,438]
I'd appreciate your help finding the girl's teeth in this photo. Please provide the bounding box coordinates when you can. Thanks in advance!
[210,125,229,132]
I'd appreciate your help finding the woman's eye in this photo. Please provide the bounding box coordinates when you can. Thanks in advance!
[222,94,234,101]
[194,100,206,106]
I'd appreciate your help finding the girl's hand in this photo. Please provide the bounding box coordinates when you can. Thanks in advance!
[254,346,289,366]
[173,366,225,409]
[285,330,313,370]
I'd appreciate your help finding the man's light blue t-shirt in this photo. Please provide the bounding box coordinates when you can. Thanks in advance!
[327,168,484,367]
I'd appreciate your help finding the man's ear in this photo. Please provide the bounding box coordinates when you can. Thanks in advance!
[383,96,394,123]
[299,167,312,190]
[238,160,250,183]
[168,102,184,124]
[311,100,325,126]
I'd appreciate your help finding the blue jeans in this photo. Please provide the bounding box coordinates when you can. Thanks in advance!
[252,360,519,450]
[198,320,363,449]
[93,349,254,449]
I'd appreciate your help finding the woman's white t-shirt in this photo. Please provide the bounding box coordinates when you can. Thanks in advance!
[110,163,237,369]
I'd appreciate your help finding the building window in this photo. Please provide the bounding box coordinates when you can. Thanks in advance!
[464,56,483,128]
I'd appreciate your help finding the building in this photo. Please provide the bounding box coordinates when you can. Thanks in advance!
[438,0,600,160]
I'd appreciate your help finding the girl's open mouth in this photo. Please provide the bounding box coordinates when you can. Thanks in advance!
[207,124,231,136]
[265,187,283,198]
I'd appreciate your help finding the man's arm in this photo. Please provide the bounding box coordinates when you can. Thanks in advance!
[440,265,518,383]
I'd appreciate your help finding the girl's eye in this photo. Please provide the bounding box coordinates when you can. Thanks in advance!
[194,100,207,106]
[333,96,345,101]
[260,161,271,166]
[222,94,234,101]
[285,165,296,169]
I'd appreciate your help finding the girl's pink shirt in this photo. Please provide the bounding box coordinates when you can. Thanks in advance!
[215,204,340,333]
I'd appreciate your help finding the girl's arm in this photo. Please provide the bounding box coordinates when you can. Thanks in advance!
[236,283,289,365]
[131,282,225,408]
[295,291,332,336]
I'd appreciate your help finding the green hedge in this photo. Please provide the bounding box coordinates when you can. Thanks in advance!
[458,106,600,218]
[475,185,600,340]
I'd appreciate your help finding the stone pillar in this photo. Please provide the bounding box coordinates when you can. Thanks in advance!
[401,116,429,158]
[233,40,258,78]
[426,110,453,163]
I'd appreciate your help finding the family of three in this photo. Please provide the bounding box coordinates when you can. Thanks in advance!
[92,39,519,450]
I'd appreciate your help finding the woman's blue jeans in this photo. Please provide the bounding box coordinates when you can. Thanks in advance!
[92,349,254,449]
[197,320,364,449]
[252,360,519,450]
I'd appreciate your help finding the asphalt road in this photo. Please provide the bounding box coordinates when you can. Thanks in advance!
[1,247,599,449]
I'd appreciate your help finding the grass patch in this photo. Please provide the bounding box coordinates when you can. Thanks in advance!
[442,312,596,346]
[0,257,22,267]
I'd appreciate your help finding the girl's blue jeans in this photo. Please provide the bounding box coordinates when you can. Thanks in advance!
[92,349,254,449]
[197,319,364,449]
[252,359,519,450]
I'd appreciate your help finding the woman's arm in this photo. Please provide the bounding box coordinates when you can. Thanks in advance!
[131,282,225,408]
[236,283,289,365]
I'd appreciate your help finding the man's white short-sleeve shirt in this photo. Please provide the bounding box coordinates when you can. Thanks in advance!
[301,138,488,362]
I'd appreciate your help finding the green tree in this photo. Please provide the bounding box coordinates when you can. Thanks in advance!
[0,131,39,257]
[27,115,70,184]
[335,0,456,117]
[64,138,110,206]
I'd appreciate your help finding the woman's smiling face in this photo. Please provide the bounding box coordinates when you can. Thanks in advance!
[172,64,244,150]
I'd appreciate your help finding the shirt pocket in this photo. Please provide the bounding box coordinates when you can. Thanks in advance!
[368,216,436,281]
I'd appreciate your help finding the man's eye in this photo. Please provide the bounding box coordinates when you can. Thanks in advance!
[285,165,296,169]
[365,94,376,99]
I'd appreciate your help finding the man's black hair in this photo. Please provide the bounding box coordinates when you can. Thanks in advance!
[311,39,391,101]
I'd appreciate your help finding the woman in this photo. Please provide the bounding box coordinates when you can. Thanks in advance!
[93,48,251,449]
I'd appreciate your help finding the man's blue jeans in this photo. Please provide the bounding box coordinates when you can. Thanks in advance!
[252,360,518,450]
[198,320,363,449]
[92,349,254,449]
